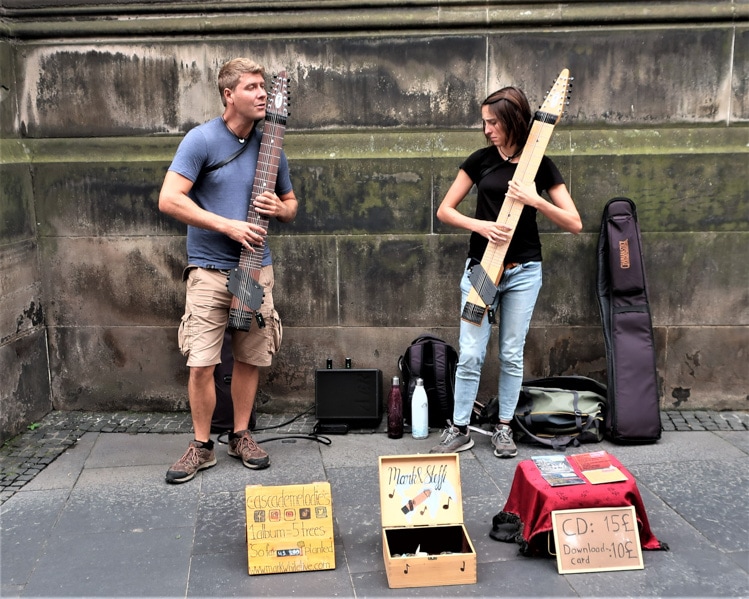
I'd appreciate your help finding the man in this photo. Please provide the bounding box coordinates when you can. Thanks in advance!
[159,58,297,484]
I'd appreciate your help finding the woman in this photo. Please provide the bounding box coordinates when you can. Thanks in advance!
[430,86,582,458]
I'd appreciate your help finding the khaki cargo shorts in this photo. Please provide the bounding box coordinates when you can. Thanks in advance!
[178,265,282,368]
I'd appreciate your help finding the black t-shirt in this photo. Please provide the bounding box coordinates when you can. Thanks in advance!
[460,146,564,265]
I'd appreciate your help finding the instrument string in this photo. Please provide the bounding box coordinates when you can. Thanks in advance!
[232,77,288,326]
[481,121,551,282]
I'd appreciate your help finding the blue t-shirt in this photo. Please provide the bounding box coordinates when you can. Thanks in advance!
[168,117,293,268]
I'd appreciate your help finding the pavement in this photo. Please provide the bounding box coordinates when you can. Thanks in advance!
[1,409,748,598]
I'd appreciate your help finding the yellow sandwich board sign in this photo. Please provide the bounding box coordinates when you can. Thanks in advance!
[245,482,335,575]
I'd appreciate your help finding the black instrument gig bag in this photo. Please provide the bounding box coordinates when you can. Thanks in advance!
[211,329,256,434]
[596,197,661,443]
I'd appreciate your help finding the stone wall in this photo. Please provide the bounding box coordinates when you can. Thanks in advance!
[1,1,747,442]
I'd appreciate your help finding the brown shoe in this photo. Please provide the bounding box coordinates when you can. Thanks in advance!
[165,441,216,484]
[228,430,270,470]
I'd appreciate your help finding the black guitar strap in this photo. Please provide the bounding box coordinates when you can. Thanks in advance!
[478,161,502,181]
[202,142,250,175]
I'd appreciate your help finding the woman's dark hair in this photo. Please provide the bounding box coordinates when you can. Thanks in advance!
[481,87,532,149]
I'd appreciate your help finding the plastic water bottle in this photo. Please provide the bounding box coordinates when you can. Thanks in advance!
[387,376,404,439]
[411,378,429,439]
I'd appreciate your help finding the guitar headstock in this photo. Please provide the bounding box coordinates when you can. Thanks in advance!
[538,68,572,124]
[267,70,290,121]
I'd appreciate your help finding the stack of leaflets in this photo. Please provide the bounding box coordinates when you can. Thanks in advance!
[531,455,585,487]
[532,451,628,487]
[568,451,628,484]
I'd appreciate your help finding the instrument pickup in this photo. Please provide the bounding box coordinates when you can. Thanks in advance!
[226,268,264,312]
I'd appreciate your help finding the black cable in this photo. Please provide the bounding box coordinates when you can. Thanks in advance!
[252,406,315,432]
[215,406,321,445]
[257,434,332,446]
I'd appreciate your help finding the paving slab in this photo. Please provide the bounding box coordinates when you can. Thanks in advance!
[632,458,749,553]
[0,489,70,590]
[20,432,97,493]
[24,527,194,597]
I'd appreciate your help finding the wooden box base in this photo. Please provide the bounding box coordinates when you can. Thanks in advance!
[382,524,476,588]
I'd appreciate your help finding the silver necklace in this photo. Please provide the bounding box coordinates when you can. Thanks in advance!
[500,145,521,162]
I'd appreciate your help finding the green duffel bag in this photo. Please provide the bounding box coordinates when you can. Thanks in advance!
[512,376,608,451]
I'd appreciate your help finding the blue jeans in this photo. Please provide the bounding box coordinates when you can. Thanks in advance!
[452,260,543,426]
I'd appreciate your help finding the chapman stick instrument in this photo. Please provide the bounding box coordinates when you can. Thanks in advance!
[226,71,289,331]
[462,68,572,326]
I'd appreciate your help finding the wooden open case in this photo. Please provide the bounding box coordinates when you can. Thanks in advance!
[378,454,476,588]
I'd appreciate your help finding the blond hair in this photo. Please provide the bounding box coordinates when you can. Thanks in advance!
[217,58,265,106]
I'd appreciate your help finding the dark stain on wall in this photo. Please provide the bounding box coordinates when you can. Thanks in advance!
[103,328,127,368]
[16,301,45,333]
[29,51,180,137]
[671,387,691,407]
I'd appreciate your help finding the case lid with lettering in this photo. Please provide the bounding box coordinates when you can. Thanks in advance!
[378,454,464,529]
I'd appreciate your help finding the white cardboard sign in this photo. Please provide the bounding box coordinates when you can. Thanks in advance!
[551,506,644,574]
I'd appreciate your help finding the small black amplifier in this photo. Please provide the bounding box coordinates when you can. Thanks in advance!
[314,368,383,429]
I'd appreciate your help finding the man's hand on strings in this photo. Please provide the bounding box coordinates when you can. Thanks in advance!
[253,191,283,218]
[225,219,267,251]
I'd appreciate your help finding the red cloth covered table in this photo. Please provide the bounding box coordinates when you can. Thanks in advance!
[498,454,666,556]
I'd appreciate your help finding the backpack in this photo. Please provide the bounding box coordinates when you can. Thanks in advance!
[398,334,458,428]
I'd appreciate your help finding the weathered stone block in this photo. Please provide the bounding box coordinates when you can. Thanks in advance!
[336,235,465,327]
[289,157,433,234]
[731,24,749,121]
[662,326,748,411]
[644,232,749,327]
[490,27,733,125]
[0,239,44,343]
[0,39,18,138]
[0,332,52,445]
[270,235,341,328]
[262,326,461,410]
[569,138,749,233]
[533,233,599,326]
[0,160,35,242]
[284,36,484,130]
[33,160,175,238]
[39,236,185,327]
[47,325,188,411]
